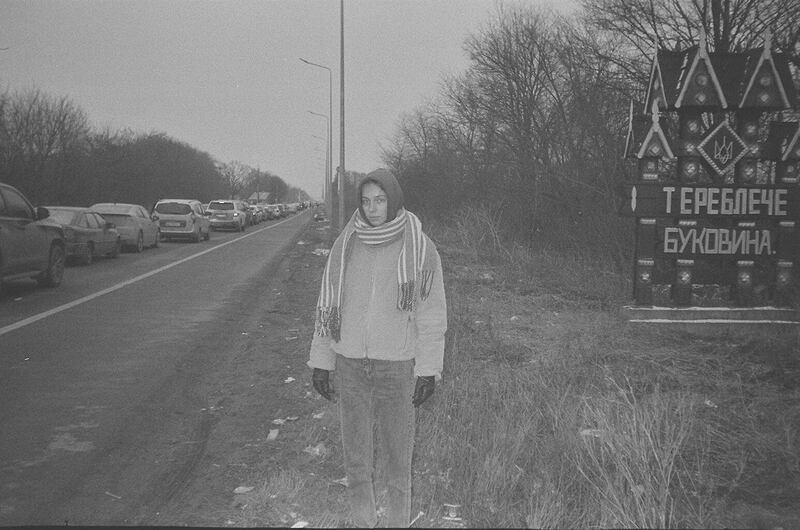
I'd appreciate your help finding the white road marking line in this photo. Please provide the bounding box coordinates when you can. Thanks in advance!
[0,216,300,337]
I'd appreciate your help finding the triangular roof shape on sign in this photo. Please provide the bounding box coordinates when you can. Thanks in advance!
[643,41,686,112]
[675,32,728,109]
[636,101,675,160]
[623,100,655,159]
[739,32,792,109]
[712,50,752,108]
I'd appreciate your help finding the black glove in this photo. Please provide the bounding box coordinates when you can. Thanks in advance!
[312,368,335,402]
[412,376,435,407]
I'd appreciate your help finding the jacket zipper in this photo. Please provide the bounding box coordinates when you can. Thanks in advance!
[363,247,378,359]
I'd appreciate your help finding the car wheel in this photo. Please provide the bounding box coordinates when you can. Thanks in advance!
[40,244,65,287]
[81,242,94,266]
[135,231,144,253]
[111,238,121,258]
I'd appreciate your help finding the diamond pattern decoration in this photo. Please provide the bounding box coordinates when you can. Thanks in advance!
[696,120,748,176]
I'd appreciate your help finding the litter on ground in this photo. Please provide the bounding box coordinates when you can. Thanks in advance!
[233,486,254,494]
[579,428,604,438]
[267,429,279,441]
[303,442,327,456]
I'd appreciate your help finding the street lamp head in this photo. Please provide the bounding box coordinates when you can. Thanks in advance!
[299,57,331,72]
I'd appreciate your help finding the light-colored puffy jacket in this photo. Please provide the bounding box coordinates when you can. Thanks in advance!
[308,234,447,379]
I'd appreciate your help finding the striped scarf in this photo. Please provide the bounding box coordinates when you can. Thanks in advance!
[315,208,435,341]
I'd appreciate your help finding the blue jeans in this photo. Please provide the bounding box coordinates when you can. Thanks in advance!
[335,355,416,528]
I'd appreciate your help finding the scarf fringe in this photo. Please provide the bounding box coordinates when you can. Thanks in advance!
[420,269,434,301]
[315,306,341,342]
[399,280,415,311]
[398,269,435,310]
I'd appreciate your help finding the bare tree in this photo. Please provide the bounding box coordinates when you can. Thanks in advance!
[581,0,800,77]
[218,160,251,200]
[0,88,91,202]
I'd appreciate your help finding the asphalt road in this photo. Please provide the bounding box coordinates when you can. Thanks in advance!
[0,210,312,525]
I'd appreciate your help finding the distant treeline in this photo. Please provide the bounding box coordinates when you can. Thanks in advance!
[382,0,799,268]
[0,88,306,210]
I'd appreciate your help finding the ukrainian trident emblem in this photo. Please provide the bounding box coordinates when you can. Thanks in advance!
[713,134,733,165]
[697,120,748,176]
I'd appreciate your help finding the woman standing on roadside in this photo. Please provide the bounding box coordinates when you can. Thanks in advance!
[308,168,447,528]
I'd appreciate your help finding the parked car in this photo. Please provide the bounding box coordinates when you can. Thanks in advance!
[0,182,66,292]
[152,199,211,242]
[255,205,266,222]
[264,204,280,220]
[45,206,121,264]
[247,204,260,225]
[207,199,248,231]
[90,202,160,252]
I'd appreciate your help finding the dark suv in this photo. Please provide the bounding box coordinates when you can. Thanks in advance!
[0,182,66,293]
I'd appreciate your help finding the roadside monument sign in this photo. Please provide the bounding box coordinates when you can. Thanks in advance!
[622,32,799,320]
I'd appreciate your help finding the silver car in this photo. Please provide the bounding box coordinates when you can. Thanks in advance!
[90,202,160,252]
[207,199,248,231]
[153,199,211,242]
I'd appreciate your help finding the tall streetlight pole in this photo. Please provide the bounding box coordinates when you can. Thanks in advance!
[307,110,330,206]
[299,58,333,215]
[311,133,327,200]
[338,0,345,229]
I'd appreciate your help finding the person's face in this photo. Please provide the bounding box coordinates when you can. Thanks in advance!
[361,181,388,226]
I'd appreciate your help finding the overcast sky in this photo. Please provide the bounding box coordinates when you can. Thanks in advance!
[2,0,566,200]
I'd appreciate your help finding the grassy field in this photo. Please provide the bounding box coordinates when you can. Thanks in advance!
[236,213,800,528]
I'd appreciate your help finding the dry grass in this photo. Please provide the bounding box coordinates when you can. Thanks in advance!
[414,206,800,528]
[234,206,800,528]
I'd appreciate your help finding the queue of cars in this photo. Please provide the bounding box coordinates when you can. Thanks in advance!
[0,180,308,295]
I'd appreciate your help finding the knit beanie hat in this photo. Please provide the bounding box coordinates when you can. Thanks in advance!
[357,168,405,223]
